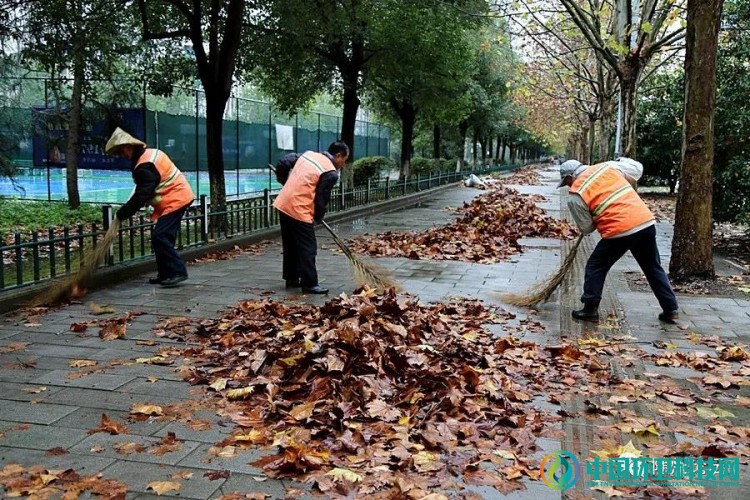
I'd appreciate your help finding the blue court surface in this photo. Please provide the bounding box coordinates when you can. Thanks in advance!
[0,168,279,204]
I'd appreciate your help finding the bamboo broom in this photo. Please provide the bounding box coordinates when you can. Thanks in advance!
[32,219,122,306]
[501,234,585,307]
[320,220,398,291]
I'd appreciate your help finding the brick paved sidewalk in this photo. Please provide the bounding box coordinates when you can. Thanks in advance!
[0,165,747,499]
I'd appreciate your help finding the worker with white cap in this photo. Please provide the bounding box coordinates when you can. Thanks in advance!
[559,157,679,323]
[105,127,194,287]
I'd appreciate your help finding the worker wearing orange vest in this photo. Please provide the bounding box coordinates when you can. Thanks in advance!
[105,128,195,288]
[273,141,349,294]
[559,159,679,323]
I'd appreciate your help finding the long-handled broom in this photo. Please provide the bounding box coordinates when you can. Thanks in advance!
[32,219,122,306]
[320,220,398,290]
[501,234,585,307]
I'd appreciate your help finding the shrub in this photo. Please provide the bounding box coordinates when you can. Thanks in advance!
[352,156,393,185]
[714,157,750,224]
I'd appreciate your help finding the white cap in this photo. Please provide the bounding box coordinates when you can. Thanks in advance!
[558,160,583,187]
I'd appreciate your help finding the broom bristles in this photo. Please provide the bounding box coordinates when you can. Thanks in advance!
[32,219,122,306]
[501,234,584,307]
[321,221,399,291]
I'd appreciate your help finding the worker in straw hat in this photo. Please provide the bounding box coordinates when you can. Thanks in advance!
[558,158,679,324]
[105,127,195,288]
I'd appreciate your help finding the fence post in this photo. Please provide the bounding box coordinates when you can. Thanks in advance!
[428,171,432,189]
[417,173,421,192]
[366,179,370,204]
[263,189,271,228]
[340,182,346,210]
[102,205,114,266]
[200,195,209,242]
[385,177,390,199]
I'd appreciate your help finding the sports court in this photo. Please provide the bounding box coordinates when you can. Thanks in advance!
[1,167,278,204]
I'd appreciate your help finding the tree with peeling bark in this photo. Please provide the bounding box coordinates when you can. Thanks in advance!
[500,0,686,158]
[669,0,725,280]
[557,0,686,158]
[137,0,252,225]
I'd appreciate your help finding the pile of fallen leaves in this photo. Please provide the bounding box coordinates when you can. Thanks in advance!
[348,186,577,263]
[491,167,541,186]
[173,288,611,496]
[641,193,676,222]
[0,464,127,498]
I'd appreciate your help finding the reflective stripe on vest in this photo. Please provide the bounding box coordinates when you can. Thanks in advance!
[273,151,335,223]
[135,149,195,221]
[570,163,654,238]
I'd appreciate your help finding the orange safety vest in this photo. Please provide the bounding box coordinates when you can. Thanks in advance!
[570,163,654,238]
[135,149,195,221]
[273,151,336,223]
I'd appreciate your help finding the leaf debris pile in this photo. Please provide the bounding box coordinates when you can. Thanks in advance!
[0,464,127,498]
[173,288,611,496]
[491,167,541,186]
[348,186,577,264]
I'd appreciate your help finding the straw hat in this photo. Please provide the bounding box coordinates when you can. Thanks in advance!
[105,127,146,155]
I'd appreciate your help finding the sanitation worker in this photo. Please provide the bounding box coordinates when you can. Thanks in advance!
[558,158,679,323]
[273,141,349,294]
[105,127,195,288]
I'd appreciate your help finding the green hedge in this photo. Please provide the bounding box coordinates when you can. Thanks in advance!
[352,156,394,185]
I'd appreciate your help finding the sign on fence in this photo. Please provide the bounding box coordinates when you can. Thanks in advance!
[32,107,145,170]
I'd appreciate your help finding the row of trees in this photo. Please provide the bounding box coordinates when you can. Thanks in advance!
[2,0,544,217]
[500,0,732,281]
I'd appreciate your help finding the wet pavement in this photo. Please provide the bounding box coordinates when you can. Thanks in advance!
[0,165,748,499]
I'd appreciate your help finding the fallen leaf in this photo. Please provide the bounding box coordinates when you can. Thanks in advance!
[226,386,255,400]
[69,359,98,368]
[88,414,130,435]
[697,406,735,419]
[45,447,69,456]
[99,322,126,341]
[130,403,164,416]
[326,467,363,483]
[204,470,231,481]
[89,302,116,315]
[147,480,181,495]
[21,386,47,394]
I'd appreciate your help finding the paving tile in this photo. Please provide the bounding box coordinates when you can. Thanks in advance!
[0,401,77,424]
[53,407,170,437]
[0,421,88,449]
[101,460,224,499]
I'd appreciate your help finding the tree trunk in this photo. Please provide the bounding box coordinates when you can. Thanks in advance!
[599,95,612,162]
[495,134,501,161]
[587,114,596,165]
[65,57,84,209]
[341,79,360,162]
[204,89,228,230]
[472,131,478,165]
[670,0,724,280]
[479,137,487,166]
[500,136,506,163]
[619,55,641,158]
[457,121,468,172]
[579,118,590,164]
[398,102,416,179]
[432,124,441,158]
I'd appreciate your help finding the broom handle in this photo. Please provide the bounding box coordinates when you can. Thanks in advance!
[320,220,356,259]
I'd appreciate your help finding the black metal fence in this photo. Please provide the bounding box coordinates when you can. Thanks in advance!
[1,164,516,292]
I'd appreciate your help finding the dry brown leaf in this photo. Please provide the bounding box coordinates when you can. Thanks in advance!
[147,480,181,495]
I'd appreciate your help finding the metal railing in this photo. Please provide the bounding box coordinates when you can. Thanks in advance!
[1,164,516,291]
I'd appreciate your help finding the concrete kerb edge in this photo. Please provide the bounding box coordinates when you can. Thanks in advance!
[0,182,460,315]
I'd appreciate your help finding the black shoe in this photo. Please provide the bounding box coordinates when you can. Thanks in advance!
[302,285,329,294]
[658,310,679,324]
[160,275,188,288]
[572,307,599,322]
[285,280,301,289]
[148,277,163,285]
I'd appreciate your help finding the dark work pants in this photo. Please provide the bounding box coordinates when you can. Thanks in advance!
[152,205,189,279]
[582,225,678,312]
[279,212,319,288]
